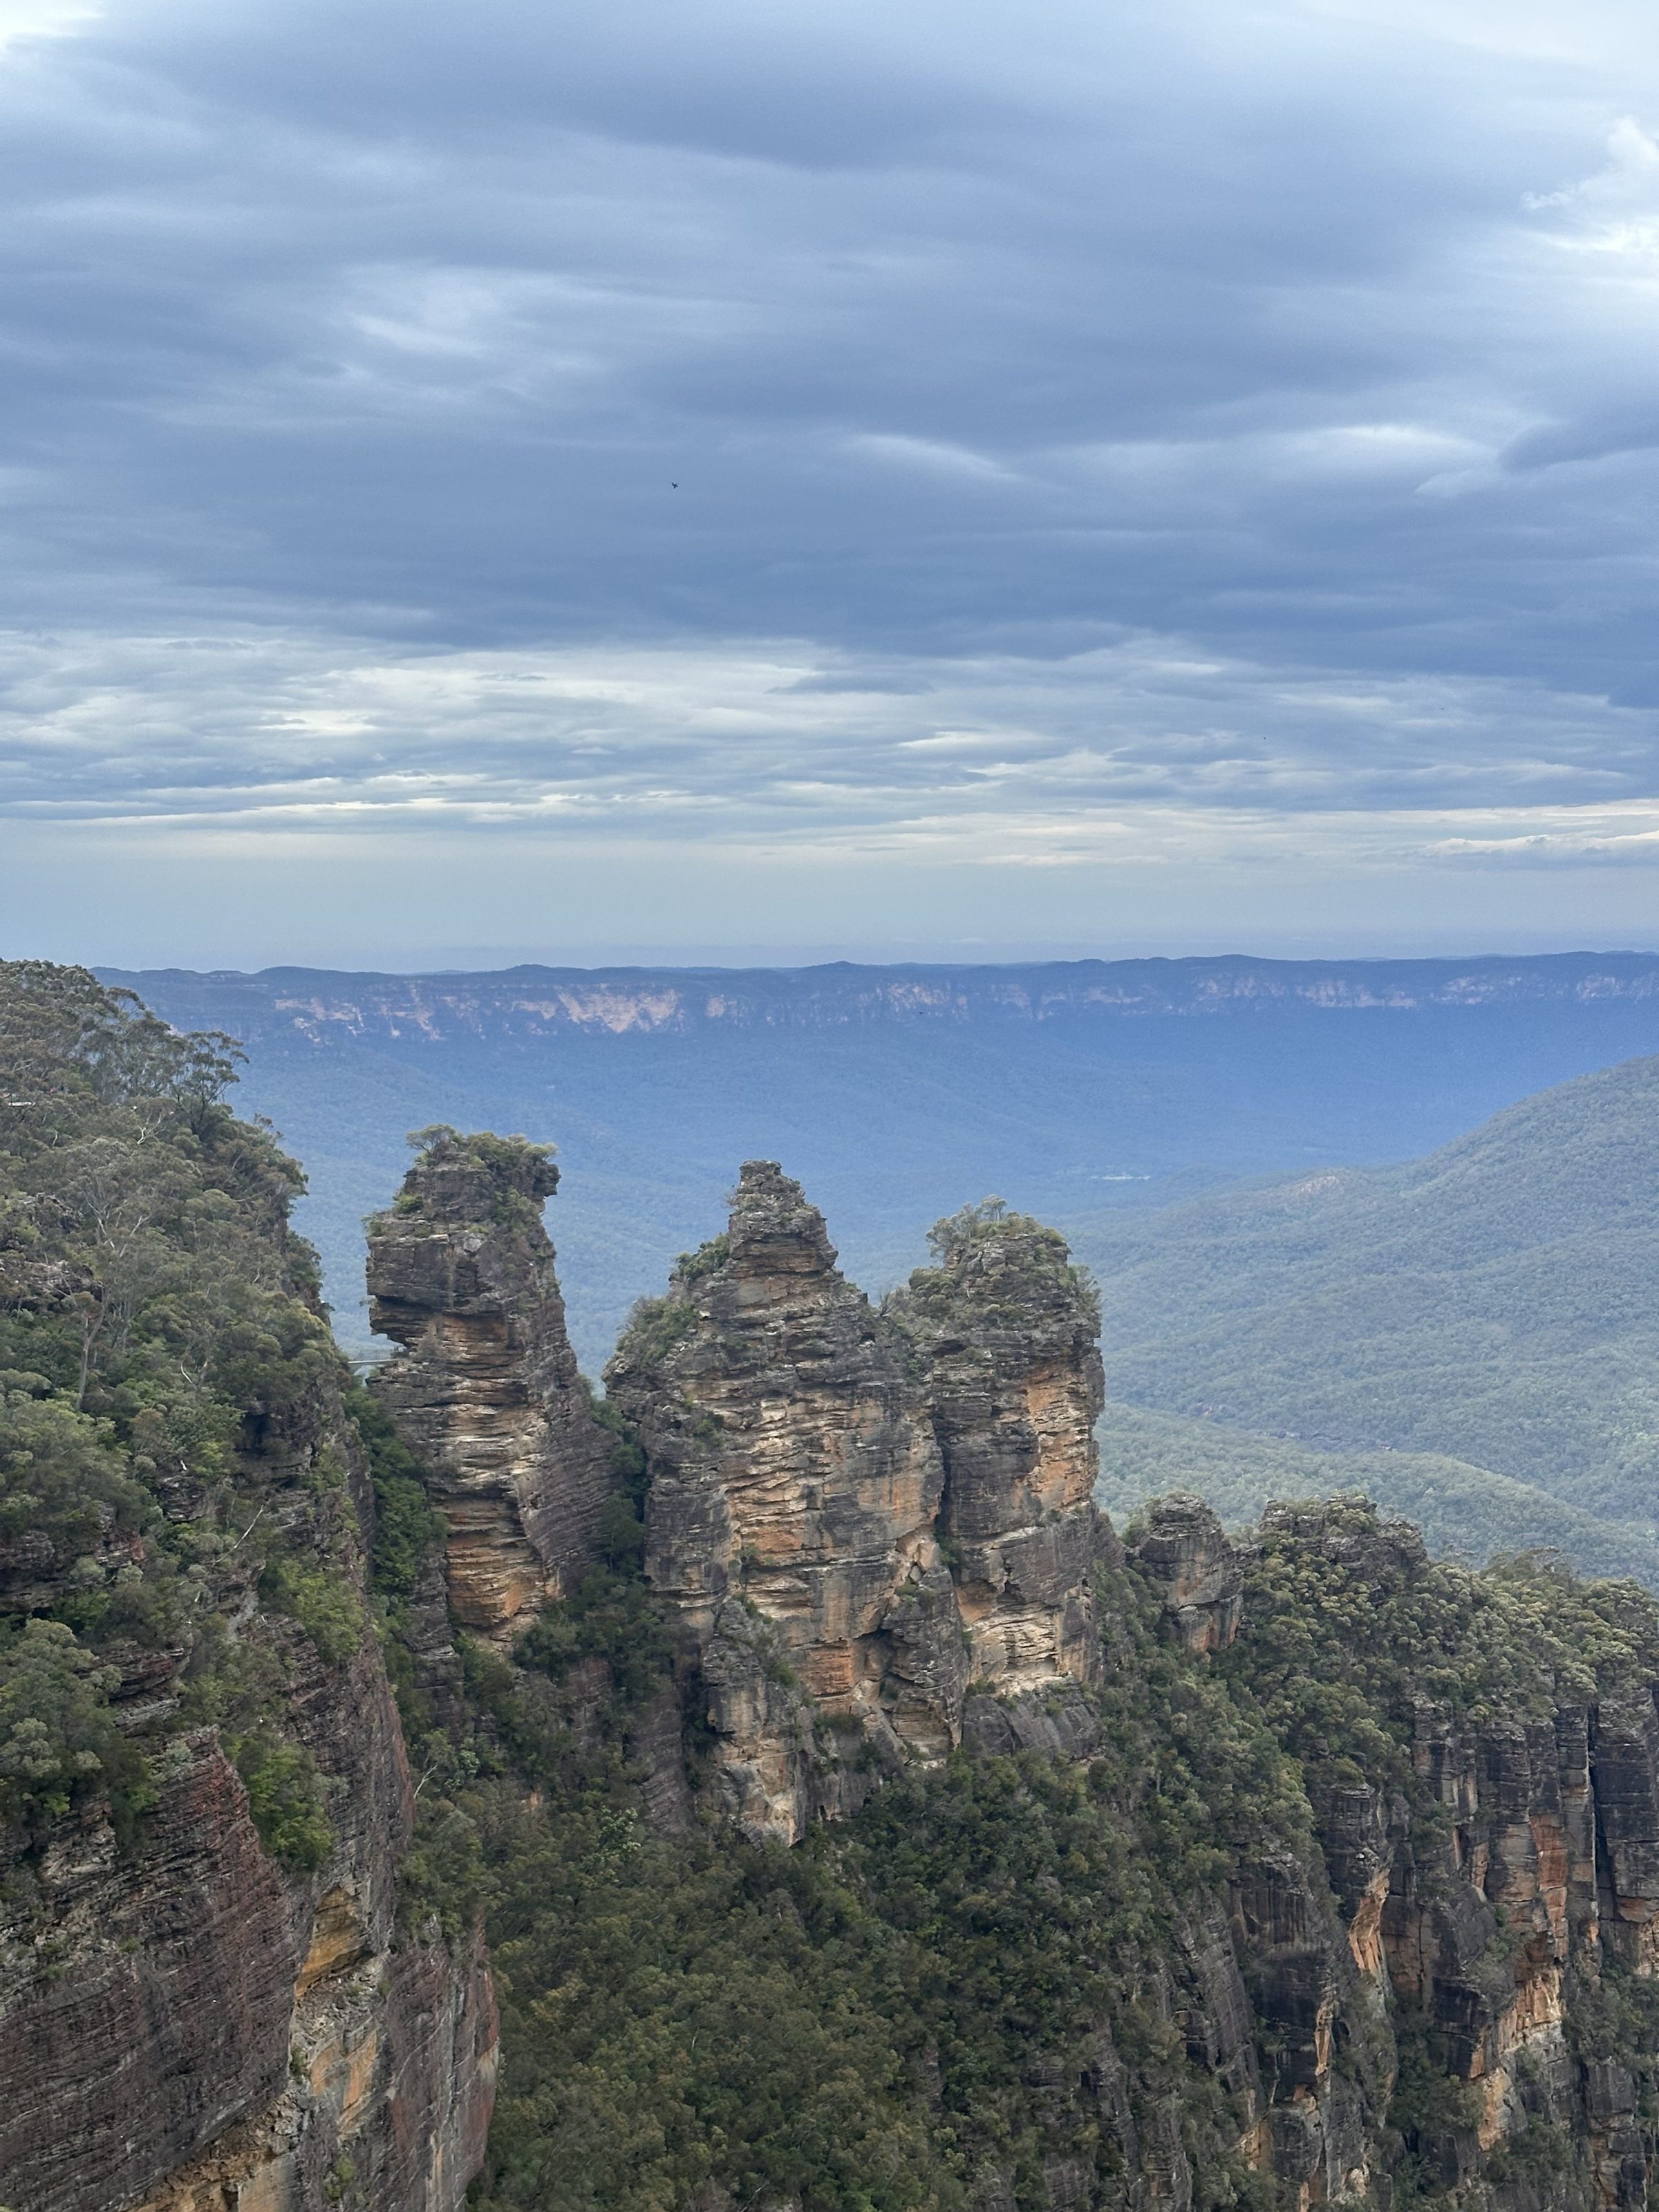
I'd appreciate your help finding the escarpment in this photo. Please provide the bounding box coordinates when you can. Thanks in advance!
[1220,1498,1659,2212]
[26,1003,1659,2212]
[366,1129,612,1637]
[0,964,493,2212]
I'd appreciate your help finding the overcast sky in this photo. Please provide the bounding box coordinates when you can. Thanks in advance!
[1,0,1658,967]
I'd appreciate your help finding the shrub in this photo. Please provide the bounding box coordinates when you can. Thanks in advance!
[231,1729,333,1871]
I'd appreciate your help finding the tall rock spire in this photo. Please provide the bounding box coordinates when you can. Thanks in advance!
[607,1167,1107,1841]
[366,1127,611,1636]
[605,1161,964,1840]
[888,1199,1105,1691]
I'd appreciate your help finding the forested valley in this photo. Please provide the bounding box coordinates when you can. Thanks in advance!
[9,960,1659,2212]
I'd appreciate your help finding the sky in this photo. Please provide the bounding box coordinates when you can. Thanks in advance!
[2,0,1659,968]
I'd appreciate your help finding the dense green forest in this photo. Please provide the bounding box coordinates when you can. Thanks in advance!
[1096,1403,1659,1586]
[0,961,365,1862]
[1085,1056,1659,1559]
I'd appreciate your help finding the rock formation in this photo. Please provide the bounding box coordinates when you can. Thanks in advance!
[604,1161,963,1839]
[1234,1502,1659,2210]
[25,956,1659,2212]
[0,1265,495,2212]
[1124,1492,1242,1653]
[366,1129,612,1637]
[0,1444,497,2212]
[888,1199,1105,1690]
[604,1168,1107,1842]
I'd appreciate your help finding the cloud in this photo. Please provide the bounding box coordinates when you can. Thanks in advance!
[0,0,1658,955]
[1,625,1649,847]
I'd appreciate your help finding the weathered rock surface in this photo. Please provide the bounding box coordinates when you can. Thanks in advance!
[1125,1494,1241,1654]
[0,1136,494,2212]
[366,1130,612,1636]
[1245,1501,1659,2206]
[1231,1848,1386,2209]
[0,1494,497,2212]
[606,1162,959,1840]
[604,1173,1111,1842]
[889,1203,1106,1690]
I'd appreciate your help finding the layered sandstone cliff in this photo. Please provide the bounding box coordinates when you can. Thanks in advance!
[366,1130,612,1637]
[887,1199,1105,1690]
[1125,1493,1243,1653]
[603,1168,1105,1842]
[1223,1503,1659,2211]
[0,1297,495,2212]
[0,964,495,2212]
[603,1162,962,1840]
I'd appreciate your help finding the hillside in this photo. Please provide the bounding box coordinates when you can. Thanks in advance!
[103,953,1659,1371]
[1095,1401,1659,1585]
[1088,1053,1659,1534]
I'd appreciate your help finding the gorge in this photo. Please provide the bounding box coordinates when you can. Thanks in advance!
[9,962,1659,2212]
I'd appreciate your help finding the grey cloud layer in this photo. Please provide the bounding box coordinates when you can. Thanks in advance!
[4,630,1653,864]
[1,0,1658,932]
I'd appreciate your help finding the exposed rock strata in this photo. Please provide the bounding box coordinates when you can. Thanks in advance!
[1241,1503,1659,2209]
[888,1202,1107,1690]
[603,1170,1112,1842]
[1125,1494,1242,1653]
[0,1386,496,2212]
[604,1163,961,1840]
[366,1130,612,1636]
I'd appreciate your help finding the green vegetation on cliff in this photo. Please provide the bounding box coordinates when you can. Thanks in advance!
[384,1509,1313,2212]
[19,966,1659,2212]
[378,1476,1659,2212]
[0,960,365,1866]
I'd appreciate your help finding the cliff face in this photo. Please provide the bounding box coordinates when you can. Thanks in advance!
[0,964,493,2212]
[0,1361,498,2212]
[105,952,1659,1051]
[1222,1501,1659,2212]
[25,988,1659,2212]
[1125,1493,1243,1654]
[366,1130,612,1637]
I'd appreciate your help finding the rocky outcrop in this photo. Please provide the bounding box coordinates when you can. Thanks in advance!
[0,1011,495,2212]
[1125,1494,1241,1654]
[604,1172,1111,1843]
[1241,1502,1659,2203]
[888,1201,1105,1691]
[1230,1849,1386,2209]
[605,1163,960,1841]
[366,1130,612,1637]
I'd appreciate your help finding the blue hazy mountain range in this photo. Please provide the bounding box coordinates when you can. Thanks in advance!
[106,953,1659,1385]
